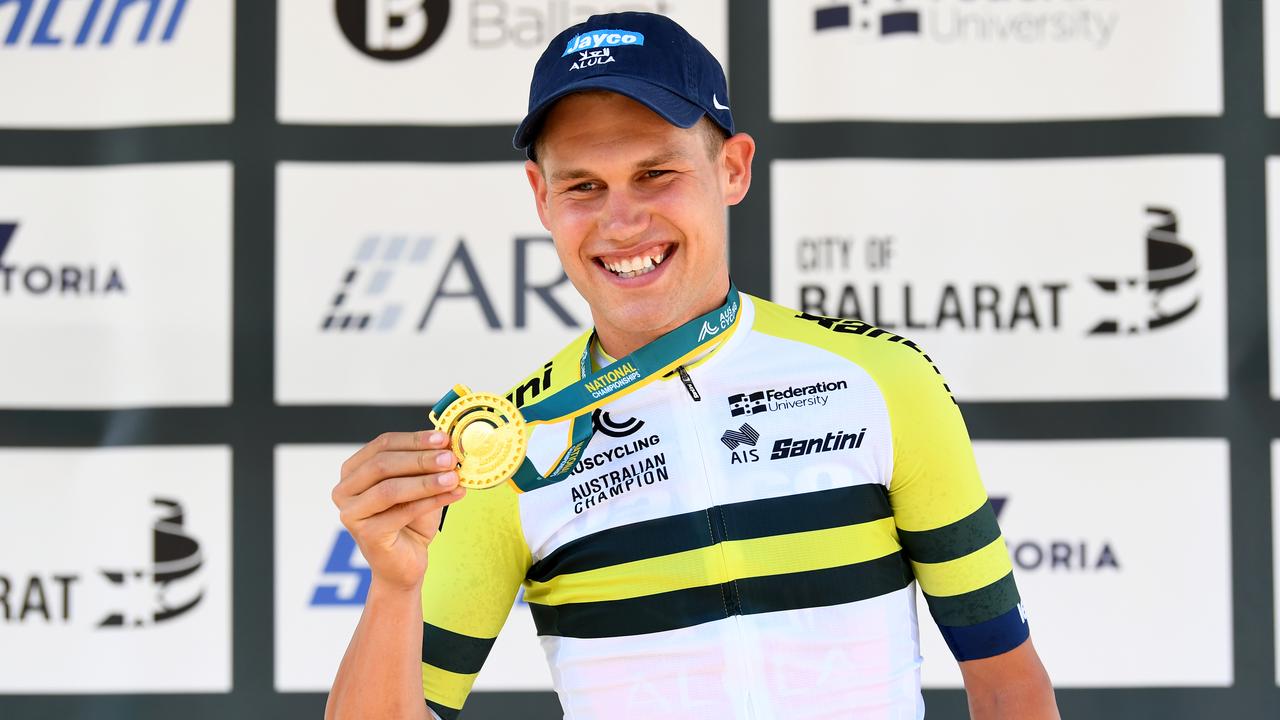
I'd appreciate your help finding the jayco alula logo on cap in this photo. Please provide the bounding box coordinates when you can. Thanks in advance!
[562,29,645,56]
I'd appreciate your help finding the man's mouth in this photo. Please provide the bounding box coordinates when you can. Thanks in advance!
[598,244,671,279]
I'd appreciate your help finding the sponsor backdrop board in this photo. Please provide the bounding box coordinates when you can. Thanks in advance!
[0,446,232,692]
[919,439,1233,688]
[2,1,1277,718]
[772,156,1227,401]
[276,162,591,404]
[0,0,234,128]
[0,164,233,409]
[770,0,1222,121]
[275,444,552,692]
[278,0,727,124]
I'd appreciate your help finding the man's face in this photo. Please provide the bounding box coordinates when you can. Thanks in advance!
[525,92,753,349]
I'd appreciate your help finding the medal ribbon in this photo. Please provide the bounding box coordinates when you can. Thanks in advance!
[432,282,742,493]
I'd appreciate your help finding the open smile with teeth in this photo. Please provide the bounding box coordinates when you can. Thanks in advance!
[599,246,670,279]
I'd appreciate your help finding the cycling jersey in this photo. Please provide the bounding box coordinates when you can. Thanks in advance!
[419,293,1027,720]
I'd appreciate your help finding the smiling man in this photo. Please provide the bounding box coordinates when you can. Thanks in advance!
[326,12,1058,720]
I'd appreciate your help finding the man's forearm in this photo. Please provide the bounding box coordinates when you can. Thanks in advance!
[968,680,1059,720]
[326,580,430,720]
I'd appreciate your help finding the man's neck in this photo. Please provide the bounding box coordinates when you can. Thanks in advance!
[593,278,732,359]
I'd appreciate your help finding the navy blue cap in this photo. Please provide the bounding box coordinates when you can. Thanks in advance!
[513,12,734,158]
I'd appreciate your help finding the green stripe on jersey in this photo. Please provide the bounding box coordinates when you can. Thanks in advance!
[897,499,1002,564]
[528,552,913,639]
[527,483,893,583]
[924,571,1021,627]
[421,622,496,676]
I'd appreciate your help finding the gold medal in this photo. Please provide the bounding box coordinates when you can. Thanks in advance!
[428,385,528,489]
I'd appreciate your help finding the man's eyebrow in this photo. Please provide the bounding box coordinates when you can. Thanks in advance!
[548,149,692,184]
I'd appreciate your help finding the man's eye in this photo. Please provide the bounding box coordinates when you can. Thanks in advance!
[644,170,669,179]
[570,181,597,192]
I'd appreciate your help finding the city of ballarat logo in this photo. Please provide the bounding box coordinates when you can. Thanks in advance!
[318,234,579,333]
[0,222,126,298]
[1088,207,1198,335]
[0,0,190,47]
[727,380,848,418]
[992,496,1119,572]
[335,0,450,61]
[0,498,205,628]
[720,423,760,464]
[796,205,1200,339]
[812,1,1118,50]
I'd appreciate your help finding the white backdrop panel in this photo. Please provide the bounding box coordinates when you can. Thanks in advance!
[274,444,553,692]
[0,446,232,692]
[276,162,591,405]
[278,0,727,124]
[920,439,1233,688]
[771,0,1222,121]
[0,163,233,408]
[772,156,1227,401]
[0,0,233,127]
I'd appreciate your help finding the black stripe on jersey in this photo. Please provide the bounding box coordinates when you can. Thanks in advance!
[896,499,1003,564]
[425,698,460,720]
[923,571,1021,627]
[421,622,496,675]
[527,483,893,583]
[528,551,914,639]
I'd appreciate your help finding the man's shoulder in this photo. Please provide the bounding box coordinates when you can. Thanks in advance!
[502,328,593,410]
[746,295,953,400]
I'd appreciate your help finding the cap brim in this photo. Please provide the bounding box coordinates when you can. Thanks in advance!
[513,75,705,157]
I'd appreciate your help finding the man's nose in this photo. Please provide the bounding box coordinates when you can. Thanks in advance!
[598,187,649,241]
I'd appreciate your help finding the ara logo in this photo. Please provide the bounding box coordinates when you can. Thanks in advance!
[721,423,760,464]
[311,530,370,607]
[1088,206,1198,335]
[318,234,580,333]
[814,2,919,36]
[335,0,450,61]
[562,28,644,57]
[0,222,127,298]
[98,499,205,628]
[591,409,644,438]
[1,0,190,47]
[991,496,1120,572]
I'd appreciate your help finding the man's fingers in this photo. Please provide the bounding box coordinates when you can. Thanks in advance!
[363,488,467,539]
[340,471,460,524]
[339,430,448,481]
[335,447,458,500]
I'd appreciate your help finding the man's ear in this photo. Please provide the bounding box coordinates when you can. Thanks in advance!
[525,159,552,231]
[720,132,755,207]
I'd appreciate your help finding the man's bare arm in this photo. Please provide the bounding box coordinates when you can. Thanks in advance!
[959,636,1060,720]
[324,431,466,720]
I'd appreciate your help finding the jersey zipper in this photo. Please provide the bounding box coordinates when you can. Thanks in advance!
[677,365,701,401]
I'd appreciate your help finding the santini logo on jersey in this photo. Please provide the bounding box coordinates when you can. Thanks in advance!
[770,428,867,460]
[563,29,645,56]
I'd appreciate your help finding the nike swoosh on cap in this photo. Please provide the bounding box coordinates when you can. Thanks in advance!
[713,94,730,111]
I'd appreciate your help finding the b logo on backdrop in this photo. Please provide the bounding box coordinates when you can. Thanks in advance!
[797,205,1199,338]
[335,0,451,60]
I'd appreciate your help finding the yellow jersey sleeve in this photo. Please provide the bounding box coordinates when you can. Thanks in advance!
[419,482,531,719]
